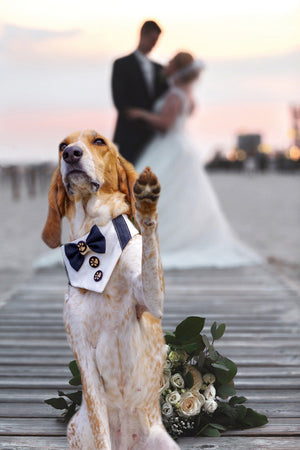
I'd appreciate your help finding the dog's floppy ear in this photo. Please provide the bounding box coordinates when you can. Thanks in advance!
[42,167,66,248]
[117,155,138,219]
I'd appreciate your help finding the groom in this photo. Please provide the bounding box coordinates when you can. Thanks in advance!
[111,20,168,164]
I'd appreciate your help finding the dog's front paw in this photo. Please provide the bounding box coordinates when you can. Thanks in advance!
[133,167,160,217]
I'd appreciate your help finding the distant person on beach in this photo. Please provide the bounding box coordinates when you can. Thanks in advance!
[111,20,168,164]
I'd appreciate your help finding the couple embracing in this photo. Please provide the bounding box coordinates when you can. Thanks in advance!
[111,20,261,269]
[112,20,201,165]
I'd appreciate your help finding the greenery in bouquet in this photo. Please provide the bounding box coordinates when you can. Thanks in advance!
[160,316,268,438]
[45,316,268,438]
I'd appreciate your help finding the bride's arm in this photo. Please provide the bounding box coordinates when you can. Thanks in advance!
[127,94,182,132]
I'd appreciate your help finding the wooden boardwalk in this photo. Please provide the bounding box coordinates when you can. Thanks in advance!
[0,264,299,449]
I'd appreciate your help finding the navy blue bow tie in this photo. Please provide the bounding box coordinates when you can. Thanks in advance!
[64,225,106,271]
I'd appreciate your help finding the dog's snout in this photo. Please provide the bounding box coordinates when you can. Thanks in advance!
[63,145,83,164]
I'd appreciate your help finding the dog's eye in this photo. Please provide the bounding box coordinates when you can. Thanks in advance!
[59,143,67,152]
[93,138,106,146]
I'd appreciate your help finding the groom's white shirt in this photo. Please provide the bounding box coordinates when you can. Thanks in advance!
[134,50,155,96]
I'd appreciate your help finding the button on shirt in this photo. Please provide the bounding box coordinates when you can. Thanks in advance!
[134,50,155,97]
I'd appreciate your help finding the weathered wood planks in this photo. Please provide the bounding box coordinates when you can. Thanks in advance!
[0,264,299,449]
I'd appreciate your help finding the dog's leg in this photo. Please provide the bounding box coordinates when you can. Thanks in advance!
[133,167,164,318]
[64,305,111,449]
[70,348,111,449]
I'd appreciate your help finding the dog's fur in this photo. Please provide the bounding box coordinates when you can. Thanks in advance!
[42,130,179,449]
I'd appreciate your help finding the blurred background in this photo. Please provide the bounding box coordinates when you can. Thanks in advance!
[1,0,299,302]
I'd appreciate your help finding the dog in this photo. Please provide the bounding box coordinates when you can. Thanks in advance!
[42,130,179,449]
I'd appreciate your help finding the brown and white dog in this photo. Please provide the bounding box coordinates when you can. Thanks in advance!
[42,130,179,450]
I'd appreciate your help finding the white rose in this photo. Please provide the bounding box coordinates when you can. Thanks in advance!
[204,384,216,400]
[203,399,218,413]
[178,392,201,417]
[166,391,181,405]
[159,372,170,394]
[168,351,181,363]
[203,373,216,384]
[164,359,172,370]
[170,373,185,389]
[191,391,206,407]
[165,344,171,355]
[161,402,173,417]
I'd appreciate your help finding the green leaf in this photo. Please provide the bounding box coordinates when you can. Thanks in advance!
[236,405,247,420]
[182,342,198,353]
[175,316,205,340]
[201,426,221,437]
[164,334,181,346]
[208,345,219,361]
[202,334,210,348]
[211,321,217,339]
[197,351,206,369]
[69,360,80,377]
[164,331,175,337]
[217,384,236,398]
[182,335,205,354]
[229,396,247,406]
[214,357,237,385]
[63,402,77,423]
[64,391,82,405]
[45,397,68,410]
[240,408,268,428]
[210,423,227,431]
[69,375,82,386]
[58,390,67,397]
[215,324,226,340]
[184,371,194,389]
[211,362,229,371]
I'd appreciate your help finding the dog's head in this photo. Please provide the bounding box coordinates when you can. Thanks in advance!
[42,130,137,248]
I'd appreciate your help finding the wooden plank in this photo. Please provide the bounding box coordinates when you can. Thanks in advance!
[178,436,300,449]
[0,403,62,418]
[1,365,300,378]
[2,338,299,348]
[1,346,299,359]
[1,389,299,403]
[0,418,66,436]
[0,436,68,449]
[1,377,300,390]
[0,417,298,437]
[1,354,299,367]
[1,401,299,419]
[1,435,300,450]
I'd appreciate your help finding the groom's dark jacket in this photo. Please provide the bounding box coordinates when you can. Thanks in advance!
[112,52,168,164]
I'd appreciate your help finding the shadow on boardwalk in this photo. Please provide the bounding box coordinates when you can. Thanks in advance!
[0,263,299,449]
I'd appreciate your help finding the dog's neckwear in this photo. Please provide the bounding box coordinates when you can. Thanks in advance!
[61,215,139,293]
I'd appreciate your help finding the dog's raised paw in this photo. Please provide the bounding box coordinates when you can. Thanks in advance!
[133,167,161,205]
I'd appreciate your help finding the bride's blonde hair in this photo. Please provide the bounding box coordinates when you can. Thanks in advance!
[172,52,202,83]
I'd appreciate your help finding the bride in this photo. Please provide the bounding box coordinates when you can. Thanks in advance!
[127,52,261,269]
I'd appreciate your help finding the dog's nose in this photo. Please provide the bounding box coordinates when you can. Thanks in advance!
[63,145,83,164]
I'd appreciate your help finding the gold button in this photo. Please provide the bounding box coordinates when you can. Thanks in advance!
[89,256,100,268]
[77,241,87,254]
[94,270,103,282]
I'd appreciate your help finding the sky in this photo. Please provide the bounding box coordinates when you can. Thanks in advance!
[1,0,300,163]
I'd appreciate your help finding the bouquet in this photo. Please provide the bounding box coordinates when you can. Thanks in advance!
[160,316,267,437]
[45,316,268,438]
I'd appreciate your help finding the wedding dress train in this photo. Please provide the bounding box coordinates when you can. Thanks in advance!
[135,86,261,269]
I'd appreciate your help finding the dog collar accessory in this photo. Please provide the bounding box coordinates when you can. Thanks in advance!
[61,215,139,293]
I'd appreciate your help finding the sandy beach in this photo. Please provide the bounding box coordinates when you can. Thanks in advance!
[1,171,299,304]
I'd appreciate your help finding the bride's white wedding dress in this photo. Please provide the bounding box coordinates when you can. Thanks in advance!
[135,86,261,269]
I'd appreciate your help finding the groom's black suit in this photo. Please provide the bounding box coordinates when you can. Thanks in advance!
[112,52,168,164]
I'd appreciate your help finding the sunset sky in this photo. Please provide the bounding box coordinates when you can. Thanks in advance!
[1,0,299,162]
